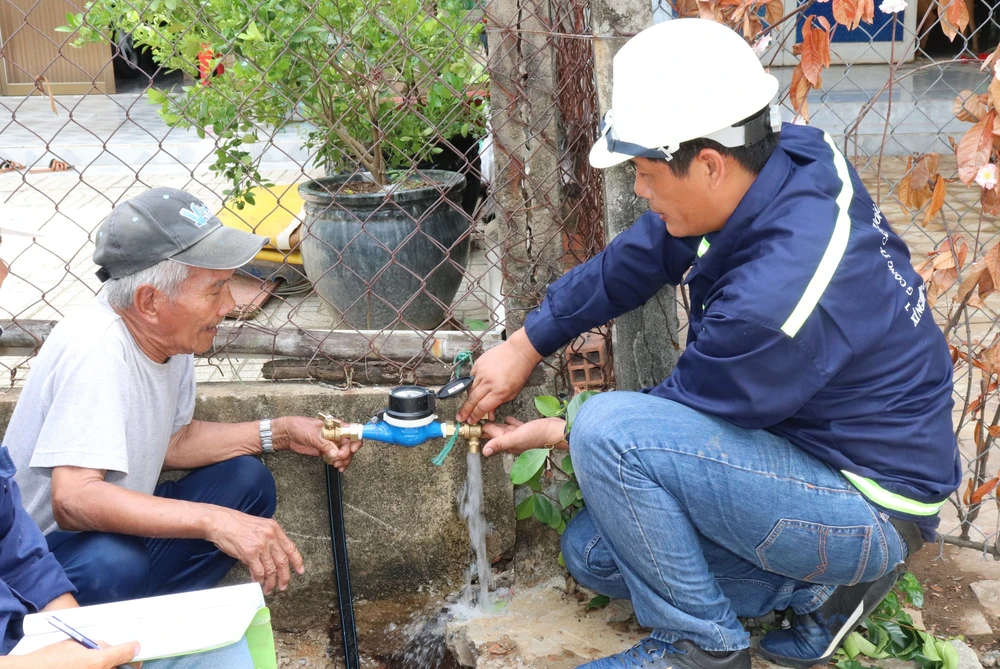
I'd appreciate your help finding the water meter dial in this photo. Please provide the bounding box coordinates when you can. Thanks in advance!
[386,386,436,422]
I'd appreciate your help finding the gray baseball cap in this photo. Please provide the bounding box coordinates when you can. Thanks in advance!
[93,187,267,282]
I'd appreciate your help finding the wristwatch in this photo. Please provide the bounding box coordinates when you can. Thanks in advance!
[259,419,274,454]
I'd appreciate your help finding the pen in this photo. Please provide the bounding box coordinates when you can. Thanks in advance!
[45,615,129,669]
[45,615,100,650]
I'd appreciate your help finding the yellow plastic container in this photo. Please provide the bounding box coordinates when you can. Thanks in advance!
[216,184,304,266]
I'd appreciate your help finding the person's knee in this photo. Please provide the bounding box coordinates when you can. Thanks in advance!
[68,535,149,603]
[569,391,631,475]
[220,456,277,518]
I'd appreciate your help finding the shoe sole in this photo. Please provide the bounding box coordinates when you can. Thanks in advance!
[757,568,901,669]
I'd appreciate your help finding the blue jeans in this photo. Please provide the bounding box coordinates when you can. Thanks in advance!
[561,392,906,652]
[46,456,277,605]
[147,636,255,668]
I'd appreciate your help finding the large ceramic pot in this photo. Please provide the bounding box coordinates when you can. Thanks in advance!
[299,171,470,330]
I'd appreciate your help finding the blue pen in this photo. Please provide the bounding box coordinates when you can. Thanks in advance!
[46,615,129,669]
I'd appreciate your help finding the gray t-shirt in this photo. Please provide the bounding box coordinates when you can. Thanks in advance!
[5,296,195,535]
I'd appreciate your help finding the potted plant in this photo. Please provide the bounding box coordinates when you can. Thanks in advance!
[65,0,487,329]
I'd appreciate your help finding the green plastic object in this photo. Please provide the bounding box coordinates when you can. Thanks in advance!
[246,608,277,669]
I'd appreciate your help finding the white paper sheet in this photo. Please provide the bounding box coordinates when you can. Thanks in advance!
[11,582,264,662]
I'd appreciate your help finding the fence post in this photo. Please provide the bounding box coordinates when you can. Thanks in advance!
[590,2,682,391]
[486,0,566,335]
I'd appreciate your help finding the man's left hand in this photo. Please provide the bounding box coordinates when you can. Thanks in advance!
[274,417,362,472]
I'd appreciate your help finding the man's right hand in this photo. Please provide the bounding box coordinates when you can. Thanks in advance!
[205,507,304,595]
[457,328,543,424]
[16,639,140,669]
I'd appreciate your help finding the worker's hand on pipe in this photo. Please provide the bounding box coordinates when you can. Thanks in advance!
[275,416,362,472]
[207,508,305,595]
[457,328,542,424]
[481,417,568,457]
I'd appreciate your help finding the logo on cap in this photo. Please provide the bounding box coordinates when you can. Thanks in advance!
[179,202,213,228]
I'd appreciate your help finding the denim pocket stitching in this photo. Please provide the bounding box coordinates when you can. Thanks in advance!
[584,534,622,579]
[756,519,873,584]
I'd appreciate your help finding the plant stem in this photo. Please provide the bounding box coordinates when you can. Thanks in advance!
[876,14,898,203]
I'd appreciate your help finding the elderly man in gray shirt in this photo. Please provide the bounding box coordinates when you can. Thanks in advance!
[5,187,360,606]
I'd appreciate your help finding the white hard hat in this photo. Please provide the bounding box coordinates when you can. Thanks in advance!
[590,19,781,169]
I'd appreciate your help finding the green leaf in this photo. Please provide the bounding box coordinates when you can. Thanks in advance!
[534,396,563,418]
[899,572,925,608]
[835,660,864,669]
[562,454,574,476]
[845,631,885,659]
[558,551,565,567]
[565,390,599,431]
[559,481,579,509]
[938,640,958,669]
[465,319,488,331]
[532,494,555,525]
[587,595,610,610]
[920,632,941,662]
[880,621,907,648]
[515,496,534,520]
[147,88,168,105]
[510,448,550,485]
[525,465,544,492]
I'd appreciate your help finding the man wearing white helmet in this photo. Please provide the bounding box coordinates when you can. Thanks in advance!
[459,18,959,669]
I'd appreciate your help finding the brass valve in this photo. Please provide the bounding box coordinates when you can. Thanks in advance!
[318,414,363,442]
[458,422,483,454]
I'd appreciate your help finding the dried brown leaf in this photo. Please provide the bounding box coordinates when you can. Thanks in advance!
[971,477,1000,505]
[832,0,864,29]
[984,183,1000,216]
[861,0,874,24]
[922,175,948,226]
[982,44,1000,72]
[800,17,831,87]
[955,260,986,302]
[915,257,934,280]
[989,78,1000,111]
[985,244,1000,292]
[932,266,958,293]
[957,111,996,185]
[979,266,996,300]
[765,0,783,25]
[940,0,970,41]
[954,90,988,122]
[789,64,812,120]
[963,478,974,505]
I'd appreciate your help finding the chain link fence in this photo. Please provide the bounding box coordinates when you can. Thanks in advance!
[0,0,996,554]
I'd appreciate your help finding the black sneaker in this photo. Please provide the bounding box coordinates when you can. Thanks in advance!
[576,638,751,669]
[757,567,902,669]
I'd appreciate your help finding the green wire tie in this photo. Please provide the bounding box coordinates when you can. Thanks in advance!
[432,430,459,467]
[431,349,474,466]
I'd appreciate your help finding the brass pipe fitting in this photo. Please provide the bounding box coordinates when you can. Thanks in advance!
[318,414,363,442]
[458,422,483,454]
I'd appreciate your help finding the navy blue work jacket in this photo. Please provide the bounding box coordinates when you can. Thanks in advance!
[0,445,75,654]
[525,123,961,540]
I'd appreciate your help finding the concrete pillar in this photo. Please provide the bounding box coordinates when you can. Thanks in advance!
[591,0,682,390]
[486,0,566,333]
